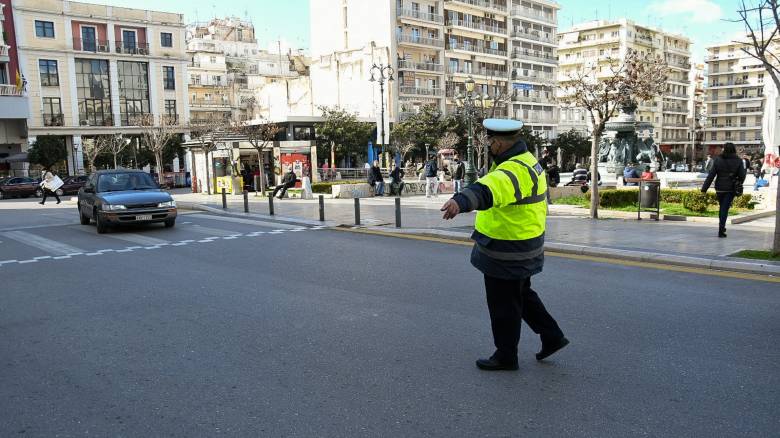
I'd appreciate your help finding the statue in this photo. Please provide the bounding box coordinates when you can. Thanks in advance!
[597,99,664,173]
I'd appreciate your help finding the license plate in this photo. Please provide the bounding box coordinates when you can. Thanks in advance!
[136,215,153,221]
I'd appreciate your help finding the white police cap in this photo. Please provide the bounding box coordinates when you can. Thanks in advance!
[483,118,524,136]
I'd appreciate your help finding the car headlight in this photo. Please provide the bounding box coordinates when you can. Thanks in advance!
[102,204,127,211]
[158,201,176,208]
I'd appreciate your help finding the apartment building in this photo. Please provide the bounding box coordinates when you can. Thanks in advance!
[310,0,560,140]
[13,0,189,174]
[703,41,776,156]
[0,0,30,177]
[557,19,692,153]
[187,17,309,125]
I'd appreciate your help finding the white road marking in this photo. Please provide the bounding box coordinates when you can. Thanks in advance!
[188,213,298,229]
[1,230,84,256]
[187,225,239,237]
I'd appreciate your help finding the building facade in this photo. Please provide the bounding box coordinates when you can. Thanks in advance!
[0,0,30,177]
[557,19,692,154]
[703,41,773,156]
[13,0,189,174]
[309,0,560,140]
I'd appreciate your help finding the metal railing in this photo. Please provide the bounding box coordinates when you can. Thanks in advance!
[73,38,110,52]
[447,18,506,34]
[448,0,507,13]
[447,41,506,57]
[398,8,444,24]
[512,49,556,63]
[0,45,10,57]
[78,115,114,127]
[115,41,150,55]
[514,70,556,82]
[43,114,64,127]
[512,93,555,103]
[0,84,23,96]
[397,60,444,72]
[190,98,231,106]
[511,6,554,23]
[668,60,691,69]
[397,34,445,48]
[448,66,506,77]
[510,29,556,45]
[399,86,444,96]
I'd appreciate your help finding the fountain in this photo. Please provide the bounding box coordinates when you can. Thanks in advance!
[598,100,664,176]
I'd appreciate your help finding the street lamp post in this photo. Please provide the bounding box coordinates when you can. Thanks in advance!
[455,76,493,186]
[369,63,394,168]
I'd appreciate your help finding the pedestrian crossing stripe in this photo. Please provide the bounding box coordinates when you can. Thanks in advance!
[0,224,331,268]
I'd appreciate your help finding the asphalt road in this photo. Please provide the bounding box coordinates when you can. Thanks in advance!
[0,206,777,437]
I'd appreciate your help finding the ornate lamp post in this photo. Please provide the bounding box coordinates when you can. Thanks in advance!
[369,63,394,167]
[455,76,493,186]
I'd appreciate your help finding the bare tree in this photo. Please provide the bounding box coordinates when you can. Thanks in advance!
[104,134,131,169]
[231,118,280,194]
[437,131,460,151]
[734,0,780,255]
[135,114,181,186]
[190,118,228,195]
[558,50,668,218]
[82,137,108,174]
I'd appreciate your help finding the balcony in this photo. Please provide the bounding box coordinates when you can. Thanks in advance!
[43,114,64,127]
[708,123,762,130]
[510,28,556,45]
[668,60,691,70]
[708,108,763,116]
[521,112,558,124]
[709,79,752,87]
[78,115,114,127]
[666,92,689,99]
[399,86,444,97]
[512,49,556,64]
[634,35,655,47]
[447,41,506,57]
[448,66,506,78]
[398,8,444,24]
[397,34,445,48]
[663,105,688,113]
[511,6,555,24]
[0,44,9,60]
[0,85,29,119]
[115,41,150,55]
[707,94,763,102]
[447,18,506,35]
[397,60,444,73]
[512,93,555,104]
[73,38,110,53]
[190,98,231,108]
[662,122,689,128]
[446,0,507,14]
[0,84,23,97]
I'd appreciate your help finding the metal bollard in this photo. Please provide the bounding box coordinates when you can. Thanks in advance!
[354,197,361,225]
[221,188,227,209]
[395,197,401,228]
[243,190,249,213]
[268,194,275,216]
[319,195,325,222]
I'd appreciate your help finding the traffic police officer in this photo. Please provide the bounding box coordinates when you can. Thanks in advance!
[441,118,569,371]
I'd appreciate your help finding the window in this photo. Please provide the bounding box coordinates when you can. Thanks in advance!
[76,59,112,126]
[118,61,150,126]
[163,66,175,90]
[161,32,173,48]
[35,20,55,38]
[39,59,59,86]
[293,126,314,140]
[164,99,177,124]
[42,97,63,126]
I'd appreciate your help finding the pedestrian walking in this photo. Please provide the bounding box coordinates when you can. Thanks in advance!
[368,160,385,196]
[38,171,61,205]
[424,155,438,197]
[702,142,746,238]
[704,154,715,173]
[440,118,568,371]
[272,168,297,199]
[452,156,465,194]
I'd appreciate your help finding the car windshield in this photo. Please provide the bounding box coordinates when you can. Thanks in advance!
[97,173,158,193]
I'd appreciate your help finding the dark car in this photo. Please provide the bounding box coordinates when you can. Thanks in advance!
[0,176,40,199]
[56,175,89,196]
[77,170,177,234]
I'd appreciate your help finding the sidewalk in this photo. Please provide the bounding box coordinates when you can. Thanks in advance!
[172,191,779,276]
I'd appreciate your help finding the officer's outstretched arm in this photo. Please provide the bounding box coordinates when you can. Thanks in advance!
[451,182,494,213]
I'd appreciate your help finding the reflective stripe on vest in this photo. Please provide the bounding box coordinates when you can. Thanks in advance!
[474,152,547,242]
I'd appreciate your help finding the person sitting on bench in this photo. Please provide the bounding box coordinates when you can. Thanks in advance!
[272,168,298,199]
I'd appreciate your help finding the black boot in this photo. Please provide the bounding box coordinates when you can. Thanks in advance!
[476,353,519,371]
[718,228,727,238]
[536,337,570,361]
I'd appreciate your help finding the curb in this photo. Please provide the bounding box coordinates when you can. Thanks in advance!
[364,226,780,277]
[731,209,776,225]
[177,202,338,228]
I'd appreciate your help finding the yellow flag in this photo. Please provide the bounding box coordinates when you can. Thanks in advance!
[15,70,21,91]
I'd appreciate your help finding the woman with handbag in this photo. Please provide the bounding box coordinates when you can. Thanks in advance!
[701,143,746,238]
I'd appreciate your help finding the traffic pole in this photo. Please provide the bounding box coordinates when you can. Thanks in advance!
[268,194,275,216]
[354,197,361,225]
[221,188,227,209]
[395,197,401,228]
[243,190,249,213]
[319,195,325,222]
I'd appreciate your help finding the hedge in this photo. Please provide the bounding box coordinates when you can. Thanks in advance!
[682,191,709,213]
[583,189,753,210]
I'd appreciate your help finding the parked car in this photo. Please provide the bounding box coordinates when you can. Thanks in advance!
[77,170,177,234]
[0,176,40,199]
[57,175,89,196]
[674,163,688,172]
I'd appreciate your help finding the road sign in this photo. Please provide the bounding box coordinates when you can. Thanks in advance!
[513,83,533,90]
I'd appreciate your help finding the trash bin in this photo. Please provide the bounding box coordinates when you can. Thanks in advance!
[639,181,660,208]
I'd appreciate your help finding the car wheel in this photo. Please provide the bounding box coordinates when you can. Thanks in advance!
[35,188,43,198]
[95,210,108,234]
[164,218,176,228]
[79,207,90,225]
[55,189,64,196]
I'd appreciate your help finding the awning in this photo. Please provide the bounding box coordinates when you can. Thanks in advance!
[0,153,28,163]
